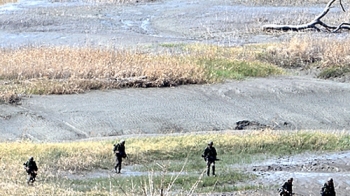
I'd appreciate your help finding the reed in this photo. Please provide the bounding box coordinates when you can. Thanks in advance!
[0,44,283,103]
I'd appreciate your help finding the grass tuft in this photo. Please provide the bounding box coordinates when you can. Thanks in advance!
[200,58,283,81]
[258,35,350,70]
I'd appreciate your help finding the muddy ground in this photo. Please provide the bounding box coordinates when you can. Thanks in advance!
[1,0,350,195]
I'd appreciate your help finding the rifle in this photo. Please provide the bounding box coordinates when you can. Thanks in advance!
[201,155,220,161]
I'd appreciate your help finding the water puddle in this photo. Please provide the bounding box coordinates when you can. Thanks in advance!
[237,150,350,193]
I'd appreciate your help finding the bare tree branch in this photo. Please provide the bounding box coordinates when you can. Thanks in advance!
[333,22,350,32]
[340,0,346,12]
[262,0,349,33]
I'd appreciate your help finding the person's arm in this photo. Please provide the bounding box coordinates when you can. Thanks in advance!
[23,161,28,170]
[202,148,208,157]
[113,144,119,154]
[34,162,38,171]
[282,183,289,193]
[121,146,127,158]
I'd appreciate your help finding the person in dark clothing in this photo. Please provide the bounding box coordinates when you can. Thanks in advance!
[202,141,217,176]
[279,178,293,196]
[320,178,336,196]
[113,139,127,173]
[23,156,38,185]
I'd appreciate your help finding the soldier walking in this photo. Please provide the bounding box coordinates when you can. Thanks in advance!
[320,178,336,196]
[23,156,38,185]
[202,141,217,176]
[113,139,127,173]
[279,178,293,196]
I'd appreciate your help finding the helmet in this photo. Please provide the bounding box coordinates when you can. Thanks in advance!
[29,156,34,161]
[208,141,213,145]
[328,178,333,182]
[120,139,125,144]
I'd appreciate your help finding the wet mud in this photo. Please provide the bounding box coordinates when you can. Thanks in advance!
[1,0,350,195]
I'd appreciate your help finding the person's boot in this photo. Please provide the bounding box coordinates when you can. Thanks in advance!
[117,165,122,173]
[212,166,216,176]
[207,167,210,176]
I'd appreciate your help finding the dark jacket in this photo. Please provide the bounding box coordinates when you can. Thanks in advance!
[24,160,38,173]
[113,143,126,158]
[203,146,217,162]
[279,181,293,196]
[321,183,336,196]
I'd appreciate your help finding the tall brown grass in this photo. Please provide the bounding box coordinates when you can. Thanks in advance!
[0,44,284,104]
[0,47,203,81]
[259,35,350,68]
[3,35,349,104]
[0,0,17,5]
[0,46,206,103]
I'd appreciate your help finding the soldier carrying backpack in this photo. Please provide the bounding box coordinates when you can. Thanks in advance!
[23,156,38,185]
[113,139,127,173]
[320,178,336,196]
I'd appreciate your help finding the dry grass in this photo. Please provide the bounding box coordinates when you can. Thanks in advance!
[259,35,350,68]
[0,44,284,104]
[0,0,17,5]
[0,46,207,103]
[0,47,203,81]
[0,130,349,195]
[2,34,350,104]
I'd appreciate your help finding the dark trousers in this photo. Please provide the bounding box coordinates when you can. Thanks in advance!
[206,160,215,176]
[280,191,292,196]
[26,169,37,183]
[115,155,123,173]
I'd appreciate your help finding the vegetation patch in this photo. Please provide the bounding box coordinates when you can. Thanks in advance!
[258,35,350,69]
[0,0,17,5]
[318,66,350,79]
[2,35,350,104]
[200,58,283,81]
[0,131,349,195]
[0,44,283,104]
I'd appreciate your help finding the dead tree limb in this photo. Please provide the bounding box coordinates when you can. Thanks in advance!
[262,0,350,33]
